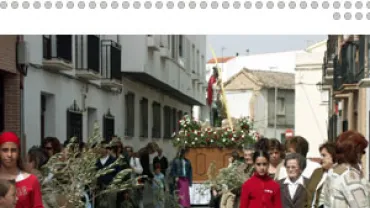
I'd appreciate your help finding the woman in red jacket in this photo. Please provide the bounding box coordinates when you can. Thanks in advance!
[0,132,44,208]
[239,150,282,208]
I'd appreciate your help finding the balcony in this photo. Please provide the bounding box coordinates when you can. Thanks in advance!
[191,71,200,82]
[42,35,73,71]
[159,35,170,59]
[147,35,160,51]
[333,40,364,91]
[100,40,123,90]
[122,60,203,106]
[159,46,170,59]
[75,35,101,80]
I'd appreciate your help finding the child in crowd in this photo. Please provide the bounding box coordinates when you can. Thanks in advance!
[152,163,165,208]
[0,179,16,208]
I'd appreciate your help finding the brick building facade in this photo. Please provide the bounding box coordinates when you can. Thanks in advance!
[0,35,22,136]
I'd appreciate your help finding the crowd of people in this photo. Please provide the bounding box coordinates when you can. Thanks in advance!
[0,131,195,208]
[209,130,370,208]
[0,129,367,208]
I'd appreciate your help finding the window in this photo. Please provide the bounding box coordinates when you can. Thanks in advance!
[177,110,183,130]
[125,92,135,137]
[172,108,177,133]
[66,101,83,142]
[163,106,171,138]
[43,35,72,62]
[41,93,55,142]
[87,35,100,73]
[171,35,176,59]
[197,50,200,74]
[41,94,46,141]
[280,133,286,145]
[103,110,115,142]
[152,102,161,138]
[42,35,51,59]
[179,35,183,57]
[277,97,285,115]
[192,45,195,73]
[140,98,148,137]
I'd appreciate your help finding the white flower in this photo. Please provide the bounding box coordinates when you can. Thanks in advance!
[201,133,204,137]
[195,137,198,141]
[222,138,226,142]
[211,139,214,143]
[213,132,216,134]
[192,142,195,145]
[194,130,198,134]
[231,138,235,141]
[185,141,188,144]
[177,138,180,141]
[242,134,245,138]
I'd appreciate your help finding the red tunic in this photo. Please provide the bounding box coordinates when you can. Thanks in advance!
[239,172,282,208]
[15,174,44,208]
[207,75,217,106]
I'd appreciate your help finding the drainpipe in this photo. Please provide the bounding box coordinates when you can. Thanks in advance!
[16,35,26,159]
[274,86,277,139]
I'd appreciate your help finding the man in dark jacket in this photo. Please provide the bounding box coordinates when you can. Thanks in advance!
[95,141,121,208]
[152,148,168,176]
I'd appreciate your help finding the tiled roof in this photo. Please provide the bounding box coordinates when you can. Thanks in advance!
[207,56,235,64]
[224,68,295,90]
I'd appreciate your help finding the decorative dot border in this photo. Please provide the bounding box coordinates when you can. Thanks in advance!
[0,0,369,20]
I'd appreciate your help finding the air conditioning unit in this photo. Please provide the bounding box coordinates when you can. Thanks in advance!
[16,40,29,75]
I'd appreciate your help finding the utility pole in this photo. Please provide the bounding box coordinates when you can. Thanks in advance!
[274,86,278,139]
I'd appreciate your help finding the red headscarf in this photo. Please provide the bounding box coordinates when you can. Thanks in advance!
[0,132,20,148]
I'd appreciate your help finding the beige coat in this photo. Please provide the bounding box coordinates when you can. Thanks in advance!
[220,191,236,208]
[322,163,370,208]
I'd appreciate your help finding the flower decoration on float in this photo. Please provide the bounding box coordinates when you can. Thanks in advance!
[172,115,257,149]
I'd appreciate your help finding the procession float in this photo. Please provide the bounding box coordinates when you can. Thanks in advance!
[172,48,260,205]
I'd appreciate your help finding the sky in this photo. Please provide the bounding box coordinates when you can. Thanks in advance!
[206,35,327,60]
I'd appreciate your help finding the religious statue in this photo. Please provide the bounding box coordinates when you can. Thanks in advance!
[207,66,222,127]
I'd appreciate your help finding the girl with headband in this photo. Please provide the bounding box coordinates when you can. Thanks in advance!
[0,132,43,208]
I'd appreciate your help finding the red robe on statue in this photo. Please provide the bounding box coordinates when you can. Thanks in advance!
[207,75,217,106]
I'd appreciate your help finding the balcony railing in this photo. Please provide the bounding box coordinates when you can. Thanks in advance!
[101,40,122,80]
[43,35,72,63]
[333,41,364,90]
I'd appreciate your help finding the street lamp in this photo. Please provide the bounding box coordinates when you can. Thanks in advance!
[316,81,323,91]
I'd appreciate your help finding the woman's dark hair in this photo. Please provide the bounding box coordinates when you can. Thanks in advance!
[252,150,270,163]
[268,138,285,159]
[231,150,239,161]
[285,136,309,157]
[319,142,337,163]
[42,137,62,154]
[28,146,49,170]
[178,148,187,158]
[336,131,368,165]
[0,179,14,197]
[254,137,269,153]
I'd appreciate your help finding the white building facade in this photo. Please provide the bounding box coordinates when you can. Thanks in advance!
[295,41,329,158]
[201,50,304,127]
[24,35,206,160]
